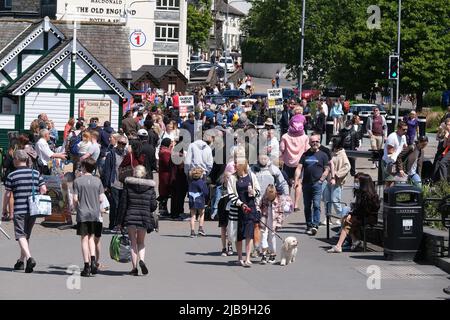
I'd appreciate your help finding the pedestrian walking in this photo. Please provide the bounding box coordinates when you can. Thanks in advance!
[73,158,105,277]
[5,150,47,273]
[117,165,157,276]
[366,107,387,168]
[188,167,209,237]
[102,135,128,230]
[294,134,330,236]
[227,158,261,267]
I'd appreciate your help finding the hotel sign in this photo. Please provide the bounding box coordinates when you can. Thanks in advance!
[56,0,136,23]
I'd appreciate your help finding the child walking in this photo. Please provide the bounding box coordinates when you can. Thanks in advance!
[73,158,105,277]
[188,167,209,237]
[260,184,293,264]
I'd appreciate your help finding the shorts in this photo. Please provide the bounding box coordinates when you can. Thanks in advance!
[76,221,103,238]
[283,165,297,180]
[13,214,36,241]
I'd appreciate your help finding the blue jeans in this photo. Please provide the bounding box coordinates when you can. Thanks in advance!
[303,181,323,228]
[409,173,422,188]
[211,185,222,218]
[323,184,343,217]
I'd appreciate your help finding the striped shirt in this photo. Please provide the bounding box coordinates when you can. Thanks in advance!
[5,167,45,216]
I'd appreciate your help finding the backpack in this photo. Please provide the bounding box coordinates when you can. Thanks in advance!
[68,132,82,157]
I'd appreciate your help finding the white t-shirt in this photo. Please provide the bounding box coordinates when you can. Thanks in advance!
[321,102,329,117]
[383,132,407,163]
[35,138,54,166]
[87,142,101,161]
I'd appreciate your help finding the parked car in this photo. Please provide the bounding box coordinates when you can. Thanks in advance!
[222,89,246,101]
[205,94,227,105]
[249,93,268,100]
[323,84,346,97]
[190,62,225,81]
[218,57,235,73]
[282,88,297,100]
[301,86,321,101]
[190,55,202,63]
[349,103,387,117]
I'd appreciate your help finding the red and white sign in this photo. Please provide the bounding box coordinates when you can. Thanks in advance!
[130,30,146,48]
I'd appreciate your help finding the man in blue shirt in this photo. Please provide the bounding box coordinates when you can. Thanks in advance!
[295,134,330,236]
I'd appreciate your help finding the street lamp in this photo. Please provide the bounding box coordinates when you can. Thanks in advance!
[395,0,401,126]
[298,0,306,99]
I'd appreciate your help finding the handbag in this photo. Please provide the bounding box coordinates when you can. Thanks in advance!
[118,152,134,183]
[28,169,52,217]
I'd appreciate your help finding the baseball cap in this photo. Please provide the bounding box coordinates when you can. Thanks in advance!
[138,129,148,137]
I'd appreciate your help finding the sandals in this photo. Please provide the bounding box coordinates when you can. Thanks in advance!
[327,246,342,253]
[351,240,362,251]
[239,260,251,268]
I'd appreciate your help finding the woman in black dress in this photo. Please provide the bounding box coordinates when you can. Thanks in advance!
[227,158,261,267]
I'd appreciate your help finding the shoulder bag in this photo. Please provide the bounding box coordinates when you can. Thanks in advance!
[29,169,52,217]
[118,152,134,183]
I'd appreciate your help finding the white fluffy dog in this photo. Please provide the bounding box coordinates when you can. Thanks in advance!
[280,236,298,266]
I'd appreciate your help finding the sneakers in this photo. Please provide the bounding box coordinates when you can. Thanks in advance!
[25,257,36,273]
[221,248,228,257]
[306,227,318,236]
[320,219,328,226]
[139,260,149,275]
[327,246,342,253]
[333,219,342,226]
[260,254,268,265]
[268,255,276,264]
[198,227,206,236]
[443,286,450,295]
[14,260,24,271]
[190,230,196,238]
[227,242,233,256]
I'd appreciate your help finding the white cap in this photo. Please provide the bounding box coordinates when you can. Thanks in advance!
[137,129,148,137]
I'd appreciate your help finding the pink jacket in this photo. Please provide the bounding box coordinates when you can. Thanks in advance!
[280,133,310,168]
[260,195,294,230]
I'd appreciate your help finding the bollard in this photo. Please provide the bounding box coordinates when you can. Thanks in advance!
[325,117,334,145]
[418,116,426,137]
[387,115,396,135]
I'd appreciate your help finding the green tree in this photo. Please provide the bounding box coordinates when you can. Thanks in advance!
[242,0,450,105]
[187,0,214,52]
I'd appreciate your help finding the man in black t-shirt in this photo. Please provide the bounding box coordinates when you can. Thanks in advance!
[295,134,330,236]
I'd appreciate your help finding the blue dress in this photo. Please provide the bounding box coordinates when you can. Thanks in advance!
[188,178,209,210]
[236,174,260,241]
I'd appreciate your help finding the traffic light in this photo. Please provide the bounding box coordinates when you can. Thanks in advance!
[389,55,399,79]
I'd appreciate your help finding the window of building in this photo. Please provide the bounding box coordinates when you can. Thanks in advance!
[156,0,180,10]
[155,55,178,67]
[155,24,179,42]
[4,0,12,9]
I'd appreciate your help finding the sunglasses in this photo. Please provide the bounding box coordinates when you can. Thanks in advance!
[118,142,126,146]
[311,141,320,144]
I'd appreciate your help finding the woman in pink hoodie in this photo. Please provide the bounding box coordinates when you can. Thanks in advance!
[280,114,310,210]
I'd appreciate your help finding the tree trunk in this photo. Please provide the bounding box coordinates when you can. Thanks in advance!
[416,89,424,112]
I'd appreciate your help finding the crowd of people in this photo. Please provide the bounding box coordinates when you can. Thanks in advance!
[1,92,449,276]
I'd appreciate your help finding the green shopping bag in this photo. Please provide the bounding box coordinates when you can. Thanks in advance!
[109,232,131,263]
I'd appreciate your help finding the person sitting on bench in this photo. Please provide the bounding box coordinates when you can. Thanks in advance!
[327,173,379,253]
